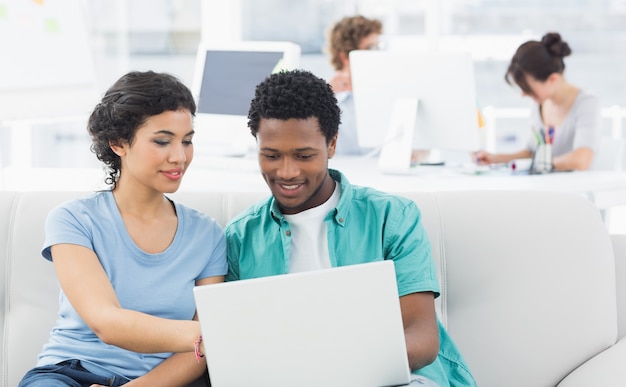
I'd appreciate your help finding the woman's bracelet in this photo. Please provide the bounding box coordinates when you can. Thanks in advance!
[194,335,204,363]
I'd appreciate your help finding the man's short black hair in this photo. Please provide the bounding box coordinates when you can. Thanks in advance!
[247,69,341,144]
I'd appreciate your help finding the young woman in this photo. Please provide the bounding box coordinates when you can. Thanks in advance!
[475,32,601,171]
[18,71,226,386]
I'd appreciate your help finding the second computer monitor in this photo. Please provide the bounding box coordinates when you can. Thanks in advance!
[350,50,480,170]
[191,41,301,157]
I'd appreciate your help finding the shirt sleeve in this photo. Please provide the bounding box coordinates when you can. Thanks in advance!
[335,90,351,104]
[384,200,440,298]
[572,93,601,151]
[198,223,228,280]
[42,202,94,261]
[225,224,241,281]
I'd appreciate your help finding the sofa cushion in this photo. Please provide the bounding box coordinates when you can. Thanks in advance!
[558,336,626,387]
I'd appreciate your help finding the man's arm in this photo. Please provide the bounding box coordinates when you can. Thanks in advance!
[383,200,440,371]
[400,292,439,371]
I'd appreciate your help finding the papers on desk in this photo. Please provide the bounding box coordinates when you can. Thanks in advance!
[458,159,532,176]
[456,164,504,175]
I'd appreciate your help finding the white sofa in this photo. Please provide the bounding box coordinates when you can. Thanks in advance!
[2,189,626,387]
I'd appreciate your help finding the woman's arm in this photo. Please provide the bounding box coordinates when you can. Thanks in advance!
[52,243,211,354]
[552,147,594,171]
[118,353,206,387]
[474,149,533,165]
[90,351,205,387]
[114,276,224,387]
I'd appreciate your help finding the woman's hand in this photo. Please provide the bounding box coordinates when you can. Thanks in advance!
[473,150,495,165]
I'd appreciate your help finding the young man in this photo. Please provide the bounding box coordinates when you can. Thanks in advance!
[225,70,476,386]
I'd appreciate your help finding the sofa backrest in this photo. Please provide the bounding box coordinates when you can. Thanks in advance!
[612,234,626,340]
[1,191,85,387]
[0,192,17,387]
[429,190,617,386]
[0,190,618,387]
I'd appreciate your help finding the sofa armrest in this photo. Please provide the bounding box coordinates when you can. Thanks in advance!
[557,336,626,387]
[612,234,626,340]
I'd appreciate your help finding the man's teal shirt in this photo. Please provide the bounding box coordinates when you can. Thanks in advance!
[225,169,476,387]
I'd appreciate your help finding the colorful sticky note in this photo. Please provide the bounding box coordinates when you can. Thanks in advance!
[0,5,7,19]
[32,0,45,5]
[44,18,59,32]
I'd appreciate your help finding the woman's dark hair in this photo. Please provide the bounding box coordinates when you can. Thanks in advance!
[87,70,196,188]
[505,32,572,95]
[247,70,341,144]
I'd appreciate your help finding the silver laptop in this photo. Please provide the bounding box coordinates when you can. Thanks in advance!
[193,260,411,387]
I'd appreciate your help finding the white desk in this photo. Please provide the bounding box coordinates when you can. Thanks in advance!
[179,156,626,210]
[2,156,626,212]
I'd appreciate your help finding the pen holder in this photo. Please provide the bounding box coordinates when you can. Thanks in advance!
[530,143,554,174]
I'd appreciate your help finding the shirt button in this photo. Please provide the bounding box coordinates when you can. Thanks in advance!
[338,218,344,223]
[285,230,291,236]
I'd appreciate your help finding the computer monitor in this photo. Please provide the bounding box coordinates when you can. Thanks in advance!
[191,41,301,157]
[350,50,480,172]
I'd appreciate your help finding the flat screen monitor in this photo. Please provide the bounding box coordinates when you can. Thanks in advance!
[350,50,480,172]
[191,41,301,157]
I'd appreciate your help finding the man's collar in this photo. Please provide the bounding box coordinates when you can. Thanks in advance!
[269,169,351,225]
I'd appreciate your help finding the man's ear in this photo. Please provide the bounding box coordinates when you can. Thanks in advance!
[328,134,338,159]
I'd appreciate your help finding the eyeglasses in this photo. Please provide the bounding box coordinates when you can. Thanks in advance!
[363,39,386,51]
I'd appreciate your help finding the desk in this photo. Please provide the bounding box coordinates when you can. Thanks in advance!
[179,156,626,211]
[2,156,626,212]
